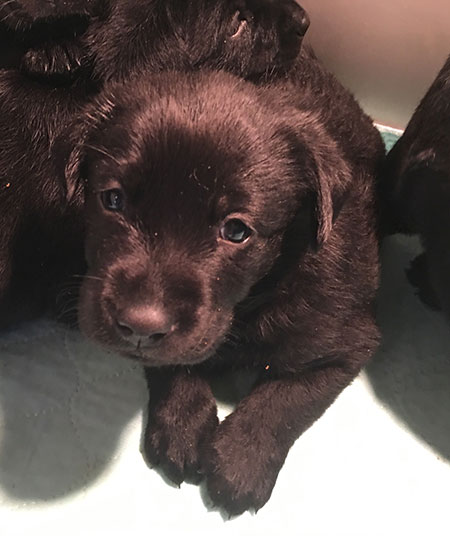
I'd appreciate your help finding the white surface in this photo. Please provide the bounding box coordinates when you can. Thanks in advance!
[300,0,450,129]
[0,235,449,536]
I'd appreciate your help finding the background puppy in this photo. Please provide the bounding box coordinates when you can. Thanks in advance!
[0,0,309,329]
[0,0,309,81]
[381,54,450,321]
[63,49,384,514]
[86,0,310,81]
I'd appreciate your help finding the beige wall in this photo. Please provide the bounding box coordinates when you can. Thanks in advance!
[300,0,450,129]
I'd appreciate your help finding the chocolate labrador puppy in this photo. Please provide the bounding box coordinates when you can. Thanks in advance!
[381,55,450,320]
[62,48,383,514]
[0,0,309,329]
[0,0,309,80]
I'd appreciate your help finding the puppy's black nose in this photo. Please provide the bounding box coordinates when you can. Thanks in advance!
[284,1,310,37]
[115,306,174,347]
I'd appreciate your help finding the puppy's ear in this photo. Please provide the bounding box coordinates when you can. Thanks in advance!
[283,117,353,248]
[54,93,117,203]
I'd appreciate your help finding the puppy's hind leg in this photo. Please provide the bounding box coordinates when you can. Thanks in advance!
[143,367,218,486]
[412,167,450,320]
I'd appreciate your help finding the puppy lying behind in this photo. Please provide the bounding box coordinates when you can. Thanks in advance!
[381,55,450,320]
[0,0,309,81]
[85,0,310,81]
[0,0,309,329]
[64,49,383,514]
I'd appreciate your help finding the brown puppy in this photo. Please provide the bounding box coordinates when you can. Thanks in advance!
[0,0,309,329]
[64,49,383,514]
[381,55,450,320]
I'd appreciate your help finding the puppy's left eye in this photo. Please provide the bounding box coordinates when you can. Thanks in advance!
[220,218,252,243]
[100,188,125,212]
[230,10,248,39]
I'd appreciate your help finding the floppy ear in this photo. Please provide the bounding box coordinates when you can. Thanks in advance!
[53,92,118,203]
[284,115,353,248]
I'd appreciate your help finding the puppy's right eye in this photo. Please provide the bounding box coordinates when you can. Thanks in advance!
[100,188,125,212]
[220,218,252,244]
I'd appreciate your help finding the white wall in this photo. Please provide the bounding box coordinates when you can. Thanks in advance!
[300,0,450,129]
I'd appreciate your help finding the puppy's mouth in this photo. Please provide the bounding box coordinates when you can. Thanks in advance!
[79,288,233,367]
[99,329,226,367]
[120,341,219,367]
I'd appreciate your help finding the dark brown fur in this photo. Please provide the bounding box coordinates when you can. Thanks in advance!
[64,50,383,514]
[0,0,103,81]
[381,55,450,320]
[0,0,309,329]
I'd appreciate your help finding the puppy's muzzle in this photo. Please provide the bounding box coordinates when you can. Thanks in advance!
[114,304,176,349]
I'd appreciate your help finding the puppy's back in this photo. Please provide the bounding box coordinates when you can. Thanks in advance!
[271,47,385,176]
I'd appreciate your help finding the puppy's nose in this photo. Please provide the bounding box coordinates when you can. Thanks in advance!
[285,1,310,37]
[115,305,174,347]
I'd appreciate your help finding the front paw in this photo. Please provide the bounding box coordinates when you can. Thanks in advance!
[143,393,218,485]
[203,419,283,516]
[21,41,85,81]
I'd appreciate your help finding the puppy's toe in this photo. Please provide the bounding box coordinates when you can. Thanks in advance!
[143,426,200,485]
[205,469,270,516]
[203,425,280,515]
[143,401,218,485]
[21,41,84,80]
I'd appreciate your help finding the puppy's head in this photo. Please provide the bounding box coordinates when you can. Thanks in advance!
[89,0,309,80]
[65,71,350,366]
[175,0,310,75]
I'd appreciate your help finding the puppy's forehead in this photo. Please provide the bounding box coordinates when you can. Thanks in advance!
[88,72,301,229]
[102,121,252,215]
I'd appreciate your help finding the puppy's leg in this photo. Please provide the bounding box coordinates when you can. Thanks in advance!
[203,353,369,515]
[143,367,218,485]
[406,253,441,310]
[405,166,450,318]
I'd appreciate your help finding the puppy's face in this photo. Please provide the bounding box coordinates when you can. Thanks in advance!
[90,0,309,80]
[69,73,328,367]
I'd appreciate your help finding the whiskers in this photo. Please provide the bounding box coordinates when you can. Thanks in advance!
[74,274,104,282]
[83,144,123,166]
[55,278,81,327]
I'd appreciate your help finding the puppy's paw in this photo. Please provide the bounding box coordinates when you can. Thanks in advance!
[21,41,85,81]
[203,418,282,516]
[143,393,218,485]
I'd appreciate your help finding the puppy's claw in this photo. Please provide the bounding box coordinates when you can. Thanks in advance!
[143,400,218,486]
[202,416,281,516]
[205,470,271,516]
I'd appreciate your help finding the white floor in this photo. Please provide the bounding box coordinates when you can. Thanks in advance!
[0,234,449,536]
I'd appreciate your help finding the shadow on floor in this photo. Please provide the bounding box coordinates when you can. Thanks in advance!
[366,234,450,461]
[0,321,147,502]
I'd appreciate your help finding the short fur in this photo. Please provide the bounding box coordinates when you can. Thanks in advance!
[380,55,450,320]
[0,0,309,82]
[65,50,383,514]
[0,0,103,81]
[0,0,309,329]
